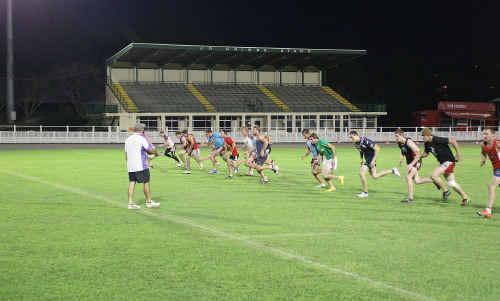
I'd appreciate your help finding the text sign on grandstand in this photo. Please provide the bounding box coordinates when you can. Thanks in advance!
[198,46,313,54]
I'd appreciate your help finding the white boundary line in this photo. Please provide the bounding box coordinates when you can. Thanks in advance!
[2,170,436,301]
[245,232,336,238]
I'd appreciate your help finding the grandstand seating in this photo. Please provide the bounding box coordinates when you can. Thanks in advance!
[195,84,282,112]
[116,82,355,113]
[266,85,352,112]
[121,83,206,112]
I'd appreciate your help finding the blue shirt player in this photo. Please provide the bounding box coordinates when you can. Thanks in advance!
[349,130,400,198]
[301,129,324,187]
[206,129,225,174]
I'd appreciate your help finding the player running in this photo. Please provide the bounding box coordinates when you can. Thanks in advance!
[301,129,325,188]
[240,127,256,176]
[205,129,225,174]
[248,126,274,183]
[175,130,189,167]
[221,131,239,178]
[394,129,433,203]
[421,128,470,206]
[310,133,344,192]
[184,133,204,174]
[159,130,182,167]
[349,130,400,198]
[477,128,500,218]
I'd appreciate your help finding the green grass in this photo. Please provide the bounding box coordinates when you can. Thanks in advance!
[1,144,500,301]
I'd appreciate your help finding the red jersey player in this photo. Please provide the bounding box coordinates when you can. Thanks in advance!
[221,131,239,178]
[477,128,500,218]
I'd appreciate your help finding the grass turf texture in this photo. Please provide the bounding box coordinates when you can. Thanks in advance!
[1,144,499,301]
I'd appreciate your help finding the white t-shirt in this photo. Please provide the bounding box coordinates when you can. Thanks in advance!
[125,133,153,172]
[243,136,255,152]
[163,136,175,149]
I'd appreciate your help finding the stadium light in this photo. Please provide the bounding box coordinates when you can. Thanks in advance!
[6,0,16,123]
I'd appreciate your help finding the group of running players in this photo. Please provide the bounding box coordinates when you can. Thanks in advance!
[302,127,499,218]
[155,126,279,183]
[152,125,500,219]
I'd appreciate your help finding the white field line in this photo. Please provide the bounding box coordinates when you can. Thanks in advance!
[245,232,336,238]
[2,170,436,301]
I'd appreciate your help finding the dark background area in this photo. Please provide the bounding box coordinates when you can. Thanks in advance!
[0,0,498,125]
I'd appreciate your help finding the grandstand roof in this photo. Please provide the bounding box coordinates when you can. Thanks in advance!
[106,43,366,69]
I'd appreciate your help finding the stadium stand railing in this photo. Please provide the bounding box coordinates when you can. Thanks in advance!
[0,125,492,144]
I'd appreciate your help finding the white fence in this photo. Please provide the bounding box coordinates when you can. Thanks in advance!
[0,125,493,144]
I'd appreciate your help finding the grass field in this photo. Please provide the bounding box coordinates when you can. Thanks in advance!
[1,144,500,301]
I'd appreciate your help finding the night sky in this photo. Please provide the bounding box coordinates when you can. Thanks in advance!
[0,0,499,124]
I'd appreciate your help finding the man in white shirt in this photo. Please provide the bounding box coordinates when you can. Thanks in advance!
[125,123,160,209]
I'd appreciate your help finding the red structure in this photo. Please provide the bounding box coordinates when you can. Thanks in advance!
[413,101,497,129]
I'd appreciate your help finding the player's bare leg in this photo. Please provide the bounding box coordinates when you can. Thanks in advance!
[358,165,369,196]
[444,173,469,205]
[143,182,152,203]
[430,167,451,200]
[128,182,136,204]
[185,156,191,174]
[487,176,500,209]
[478,176,500,218]
[370,166,392,179]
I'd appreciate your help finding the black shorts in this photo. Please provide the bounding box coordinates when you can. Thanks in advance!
[128,169,150,183]
[164,148,175,156]
[255,155,268,166]
[230,155,239,161]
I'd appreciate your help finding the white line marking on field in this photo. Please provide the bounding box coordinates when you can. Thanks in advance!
[246,232,336,238]
[3,170,436,301]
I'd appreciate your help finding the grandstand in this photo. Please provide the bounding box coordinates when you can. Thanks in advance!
[105,43,386,133]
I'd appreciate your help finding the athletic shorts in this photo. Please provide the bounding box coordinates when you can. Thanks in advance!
[322,159,335,174]
[363,154,375,170]
[408,161,422,172]
[212,147,224,156]
[311,158,320,168]
[494,168,500,177]
[440,161,455,176]
[128,169,150,184]
[230,155,239,161]
[189,149,200,158]
[255,155,268,166]
[164,148,176,156]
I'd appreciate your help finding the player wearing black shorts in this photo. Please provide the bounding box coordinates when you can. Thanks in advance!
[394,129,433,203]
[349,130,400,198]
[421,128,470,205]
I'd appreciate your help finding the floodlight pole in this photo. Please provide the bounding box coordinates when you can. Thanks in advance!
[6,0,16,123]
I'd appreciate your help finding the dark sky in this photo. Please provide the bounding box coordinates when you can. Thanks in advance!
[0,0,499,123]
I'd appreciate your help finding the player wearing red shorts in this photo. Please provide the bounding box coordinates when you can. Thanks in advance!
[421,128,470,206]
[221,132,239,178]
[477,128,500,218]
[395,129,433,203]
[185,133,204,174]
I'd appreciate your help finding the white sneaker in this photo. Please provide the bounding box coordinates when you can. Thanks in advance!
[128,203,141,210]
[392,168,401,177]
[199,163,204,170]
[357,192,369,198]
[316,183,326,188]
[184,170,191,174]
[272,162,279,175]
[146,200,160,208]
[176,163,182,168]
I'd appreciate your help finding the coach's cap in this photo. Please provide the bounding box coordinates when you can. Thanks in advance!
[421,127,433,136]
[133,123,146,132]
